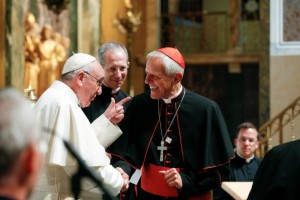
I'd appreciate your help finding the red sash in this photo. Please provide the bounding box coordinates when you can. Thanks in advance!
[141,163,211,200]
[141,163,180,197]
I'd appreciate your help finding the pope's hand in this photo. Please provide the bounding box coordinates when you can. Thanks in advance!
[116,167,129,192]
[106,152,112,160]
[104,97,131,124]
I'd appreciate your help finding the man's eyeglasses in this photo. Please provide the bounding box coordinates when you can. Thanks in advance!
[104,66,128,73]
[83,71,103,87]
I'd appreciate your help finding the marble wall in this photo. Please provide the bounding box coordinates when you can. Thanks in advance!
[270,55,300,117]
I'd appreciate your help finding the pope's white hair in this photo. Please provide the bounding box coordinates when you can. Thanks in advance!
[0,87,40,175]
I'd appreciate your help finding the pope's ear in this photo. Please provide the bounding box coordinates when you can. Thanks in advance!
[174,73,183,83]
[77,71,85,86]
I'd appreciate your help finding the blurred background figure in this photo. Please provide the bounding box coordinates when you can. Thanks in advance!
[0,87,44,200]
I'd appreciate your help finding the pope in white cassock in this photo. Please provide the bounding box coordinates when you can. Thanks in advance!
[30,53,131,200]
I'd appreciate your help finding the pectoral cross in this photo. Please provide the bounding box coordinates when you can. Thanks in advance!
[157,141,167,162]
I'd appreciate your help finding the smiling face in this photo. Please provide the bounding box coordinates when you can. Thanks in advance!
[144,56,179,99]
[102,48,129,90]
[235,127,259,159]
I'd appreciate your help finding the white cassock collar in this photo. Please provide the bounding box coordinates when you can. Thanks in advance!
[162,85,183,104]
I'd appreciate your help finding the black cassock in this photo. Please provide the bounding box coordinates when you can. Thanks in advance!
[248,139,300,200]
[110,88,234,200]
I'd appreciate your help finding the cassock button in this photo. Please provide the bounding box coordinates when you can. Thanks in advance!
[167,112,173,116]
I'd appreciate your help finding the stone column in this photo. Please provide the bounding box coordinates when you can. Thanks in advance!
[146,0,159,52]
[5,0,25,89]
[77,0,100,54]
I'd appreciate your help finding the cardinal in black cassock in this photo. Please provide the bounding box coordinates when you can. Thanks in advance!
[110,47,234,200]
[248,139,300,200]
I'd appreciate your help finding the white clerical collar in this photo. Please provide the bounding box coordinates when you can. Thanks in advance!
[162,86,183,104]
[112,88,120,94]
[103,82,120,94]
[236,151,254,163]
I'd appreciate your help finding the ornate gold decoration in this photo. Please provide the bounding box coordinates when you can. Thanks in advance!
[113,0,142,35]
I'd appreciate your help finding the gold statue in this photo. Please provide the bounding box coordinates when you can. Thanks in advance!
[24,12,70,97]
[24,12,40,92]
[50,32,69,84]
[37,24,57,96]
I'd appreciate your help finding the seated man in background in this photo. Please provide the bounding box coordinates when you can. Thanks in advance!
[214,122,261,200]
[0,87,44,200]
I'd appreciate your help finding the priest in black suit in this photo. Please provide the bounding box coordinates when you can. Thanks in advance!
[214,122,261,200]
[110,47,234,200]
[83,41,131,123]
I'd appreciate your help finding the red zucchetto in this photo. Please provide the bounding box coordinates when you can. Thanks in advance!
[157,47,185,69]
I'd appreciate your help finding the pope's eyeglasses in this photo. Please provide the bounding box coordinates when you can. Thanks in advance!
[83,71,103,87]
